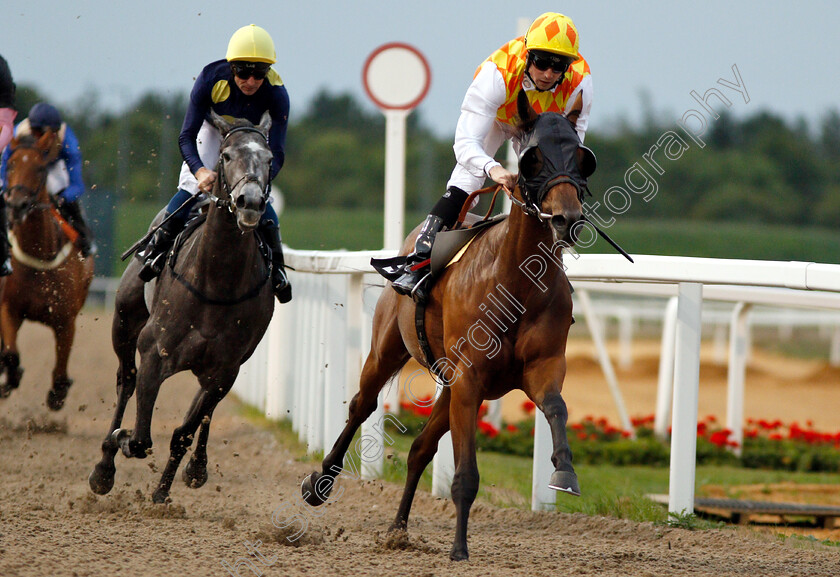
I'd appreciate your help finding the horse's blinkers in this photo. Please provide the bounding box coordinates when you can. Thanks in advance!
[517,114,596,211]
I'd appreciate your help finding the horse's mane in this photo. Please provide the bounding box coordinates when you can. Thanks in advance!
[516,89,539,134]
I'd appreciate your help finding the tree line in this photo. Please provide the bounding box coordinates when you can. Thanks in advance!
[12,84,840,228]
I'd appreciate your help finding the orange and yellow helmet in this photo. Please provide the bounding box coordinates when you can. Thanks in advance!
[226,24,276,64]
[525,13,580,61]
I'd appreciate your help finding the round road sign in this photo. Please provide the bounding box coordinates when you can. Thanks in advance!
[362,42,431,111]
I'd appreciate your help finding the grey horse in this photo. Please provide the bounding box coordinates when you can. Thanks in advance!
[89,111,276,503]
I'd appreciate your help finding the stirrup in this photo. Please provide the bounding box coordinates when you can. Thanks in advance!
[139,252,167,282]
[410,272,433,303]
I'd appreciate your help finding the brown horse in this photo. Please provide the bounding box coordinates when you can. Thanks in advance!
[301,107,596,560]
[0,131,94,409]
[88,112,276,504]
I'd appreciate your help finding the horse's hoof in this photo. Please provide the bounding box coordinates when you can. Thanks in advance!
[449,547,469,562]
[152,489,169,504]
[183,458,208,488]
[88,463,116,495]
[301,472,331,506]
[549,470,581,496]
[46,377,73,411]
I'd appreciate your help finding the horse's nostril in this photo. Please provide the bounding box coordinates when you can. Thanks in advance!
[235,196,246,209]
[258,199,266,212]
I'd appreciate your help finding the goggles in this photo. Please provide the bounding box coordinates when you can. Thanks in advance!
[530,52,571,74]
[230,62,270,81]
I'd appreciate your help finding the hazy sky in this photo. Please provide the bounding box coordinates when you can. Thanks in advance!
[2,1,838,137]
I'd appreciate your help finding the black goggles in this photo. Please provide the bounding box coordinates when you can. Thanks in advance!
[530,53,571,74]
[231,62,270,80]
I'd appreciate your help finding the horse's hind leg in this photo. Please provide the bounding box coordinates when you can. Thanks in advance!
[88,276,148,495]
[183,418,211,489]
[46,319,75,411]
[302,296,410,506]
[390,386,450,532]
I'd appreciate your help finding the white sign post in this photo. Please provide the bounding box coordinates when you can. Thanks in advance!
[363,43,431,250]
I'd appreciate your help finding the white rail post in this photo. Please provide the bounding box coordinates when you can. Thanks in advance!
[323,275,348,452]
[577,289,634,436]
[617,308,634,369]
[831,326,840,367]
[668,282,703,517]
[293,276,310,439]
[384,109,409,251]
[432,430,454,498]
[360,283,385,480]
[306,276,327,452]
[531,410,555,511]
[726,302,752,457]
[654,297,679,438]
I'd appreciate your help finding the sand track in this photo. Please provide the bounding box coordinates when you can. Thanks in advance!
[1,311,839,576]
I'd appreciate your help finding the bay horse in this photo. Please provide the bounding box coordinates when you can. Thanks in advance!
[0,131,94,409]
[89,111,275,503]
[301,104,596,560]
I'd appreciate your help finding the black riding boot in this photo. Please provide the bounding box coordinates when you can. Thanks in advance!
[391,214,445,301]
[0,202,11,276]
[59,199,97,257]
[258,222,292,304]
[137,216,185,282]
[392,186,469,302]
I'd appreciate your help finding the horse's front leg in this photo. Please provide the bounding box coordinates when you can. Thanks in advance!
[153,371,232,504]
[302,301,409,506]
[115,333,171,460]
[523,356,579,496]
[46,319,76,410]
[0,305,24,398]
[448,385,480,561]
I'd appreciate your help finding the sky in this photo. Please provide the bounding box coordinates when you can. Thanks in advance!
[2,1,839,138]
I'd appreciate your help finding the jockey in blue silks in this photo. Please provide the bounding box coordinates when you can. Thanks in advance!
[0,102,98,268]
[137,24,292,303]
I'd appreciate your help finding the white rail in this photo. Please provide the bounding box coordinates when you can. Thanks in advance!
[233,251,840,517]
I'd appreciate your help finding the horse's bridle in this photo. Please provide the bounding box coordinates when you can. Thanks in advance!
[511,174,589,223]
[206,126,272,212]
[2,144,53,222]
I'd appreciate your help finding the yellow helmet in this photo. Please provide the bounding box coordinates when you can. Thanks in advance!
[525,12,580,60]
[226,24,276,64]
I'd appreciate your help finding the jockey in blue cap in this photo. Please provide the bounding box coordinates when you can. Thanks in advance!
[0,101,98,272]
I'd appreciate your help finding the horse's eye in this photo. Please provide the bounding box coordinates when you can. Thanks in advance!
[519,147,544,180]
[222,152,232,163]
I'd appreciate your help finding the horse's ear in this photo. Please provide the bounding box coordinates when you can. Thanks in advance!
[210,110,233,136]
[577,145,597,179]
[516,89,538,129]
[37,130,60,163]
[257,111,272,135]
